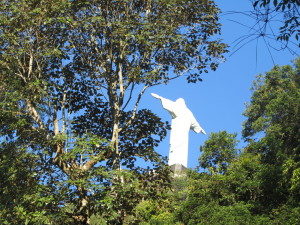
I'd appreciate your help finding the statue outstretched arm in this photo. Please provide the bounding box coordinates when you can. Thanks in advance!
[151,93,177,118]
[151,93,162,100]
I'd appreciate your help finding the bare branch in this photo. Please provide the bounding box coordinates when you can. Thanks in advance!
[53,106,59,135]
[119,85,148,132]
[118,58,124,106]
[25,99,46,130]
[122,82,135,110]
[28,52,33,79]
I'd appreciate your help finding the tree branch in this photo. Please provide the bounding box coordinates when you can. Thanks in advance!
[25,99,46,130]
[122,82,135,110]
[119,85,148,132]
[28,52,33,79]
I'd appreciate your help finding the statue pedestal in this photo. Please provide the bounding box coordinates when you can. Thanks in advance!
[170,163,187,177]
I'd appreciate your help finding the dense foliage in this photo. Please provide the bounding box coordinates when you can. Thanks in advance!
[199,131,239,174]
[0,0,227,224]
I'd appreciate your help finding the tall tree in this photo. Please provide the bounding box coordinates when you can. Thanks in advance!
[243,57,300,210]
[0,0,228,223]
[199,131,239,174]
[0,0,72,223]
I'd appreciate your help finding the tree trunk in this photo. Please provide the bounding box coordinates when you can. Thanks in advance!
[72,187,91,225]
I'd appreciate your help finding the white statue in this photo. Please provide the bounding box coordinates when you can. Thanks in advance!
[151,93,206,168]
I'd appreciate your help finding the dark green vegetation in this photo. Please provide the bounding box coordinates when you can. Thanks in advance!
[131,58,300,225]
[0,0,227,224]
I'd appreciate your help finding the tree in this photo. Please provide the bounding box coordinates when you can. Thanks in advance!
[199,131,239,174]
[0,0,228,224]
[243,57,300,210]
[0,0,73,223]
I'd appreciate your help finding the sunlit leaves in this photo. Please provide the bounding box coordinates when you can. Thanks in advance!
[199,131,239,174]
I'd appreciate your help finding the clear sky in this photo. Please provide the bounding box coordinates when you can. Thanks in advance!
[139,1,300,169]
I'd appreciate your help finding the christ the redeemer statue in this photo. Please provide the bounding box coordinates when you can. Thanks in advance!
[151,93,206,168]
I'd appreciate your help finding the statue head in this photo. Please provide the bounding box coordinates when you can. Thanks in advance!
[176,98,186,108]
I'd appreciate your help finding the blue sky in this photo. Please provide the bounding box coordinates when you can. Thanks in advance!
[139,1,300,169]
